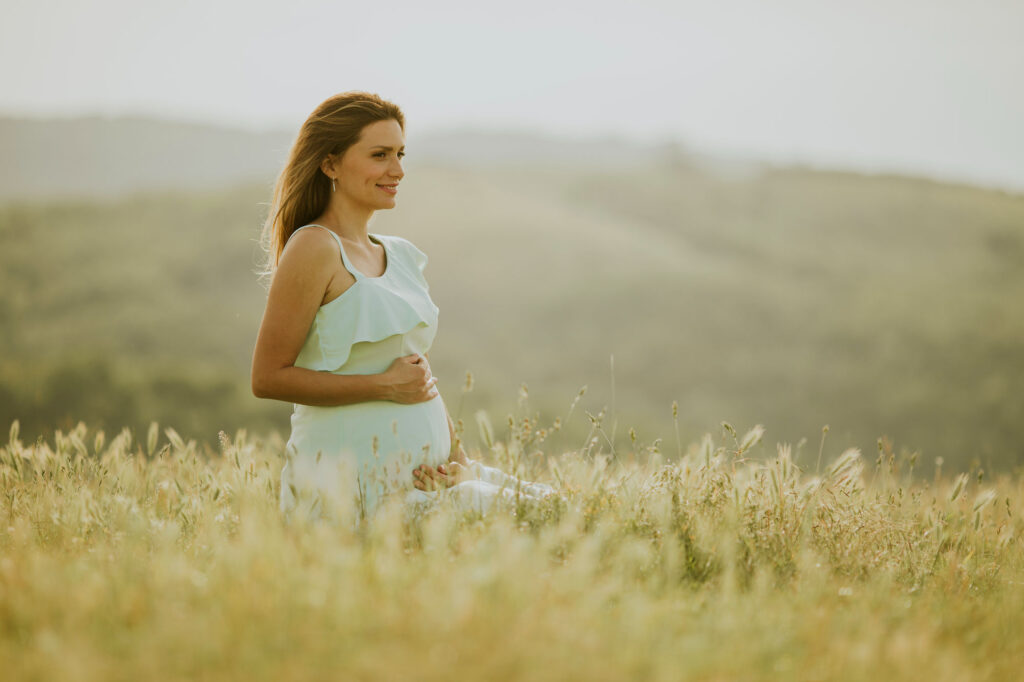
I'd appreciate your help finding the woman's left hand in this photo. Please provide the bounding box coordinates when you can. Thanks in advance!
[412,461,472,491]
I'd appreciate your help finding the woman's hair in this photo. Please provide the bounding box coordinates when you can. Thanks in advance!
[258,91,405,280]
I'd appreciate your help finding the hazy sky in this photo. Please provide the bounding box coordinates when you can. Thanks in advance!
[3,0,1022,191]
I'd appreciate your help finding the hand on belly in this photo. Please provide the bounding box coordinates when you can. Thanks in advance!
[412,461,473,491]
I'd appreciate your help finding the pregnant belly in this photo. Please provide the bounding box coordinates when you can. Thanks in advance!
[285,394,452,510]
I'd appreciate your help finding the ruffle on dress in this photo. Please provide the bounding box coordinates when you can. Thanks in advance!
[293,236,439,372]
[401,238,431,291]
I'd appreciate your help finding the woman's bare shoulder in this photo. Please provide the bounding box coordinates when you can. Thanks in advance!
[279,226,340,267]
[272,227,341,291]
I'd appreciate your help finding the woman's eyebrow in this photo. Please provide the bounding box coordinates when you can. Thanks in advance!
[369,145,406,151]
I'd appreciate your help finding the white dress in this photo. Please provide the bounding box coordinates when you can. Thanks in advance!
[278,224,559,526]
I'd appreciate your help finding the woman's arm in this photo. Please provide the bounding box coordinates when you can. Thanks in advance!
[467,460,557,497]
[251,229,436,406]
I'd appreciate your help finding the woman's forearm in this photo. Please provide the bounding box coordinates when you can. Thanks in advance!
[466,459,558,498]
[252,365,390,406]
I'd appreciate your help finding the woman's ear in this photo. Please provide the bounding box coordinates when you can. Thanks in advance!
[320,153,338,179]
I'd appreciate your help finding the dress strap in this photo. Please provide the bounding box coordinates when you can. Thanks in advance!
[294,224,364,281]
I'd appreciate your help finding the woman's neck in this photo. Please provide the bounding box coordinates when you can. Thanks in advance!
[316,198,374,246]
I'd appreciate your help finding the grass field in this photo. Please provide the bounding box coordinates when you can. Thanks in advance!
[2,410,1022,681]
[3,160,1022,473]
[4,149,1023,679]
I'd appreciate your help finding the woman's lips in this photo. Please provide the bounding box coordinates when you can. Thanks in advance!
[377,184,398,195]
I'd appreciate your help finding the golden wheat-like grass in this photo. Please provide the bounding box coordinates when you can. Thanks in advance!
[1,413,1022,681]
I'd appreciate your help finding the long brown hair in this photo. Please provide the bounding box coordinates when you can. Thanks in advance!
[258,91,405,280]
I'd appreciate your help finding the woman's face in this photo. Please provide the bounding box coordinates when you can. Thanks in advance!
[331,118,405,210]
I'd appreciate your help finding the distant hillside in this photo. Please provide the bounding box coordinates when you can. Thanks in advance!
[1,155,1022,472]
[0,115,296,201]
[4,113,1015,205]
[0,114,742,202]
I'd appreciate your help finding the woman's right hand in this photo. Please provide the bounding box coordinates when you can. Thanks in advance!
[382,354,439,404]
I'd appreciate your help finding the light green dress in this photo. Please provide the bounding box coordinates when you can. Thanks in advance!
[279,224,560,525]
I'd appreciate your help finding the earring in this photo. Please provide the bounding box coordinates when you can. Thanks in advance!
[331,177,336,193]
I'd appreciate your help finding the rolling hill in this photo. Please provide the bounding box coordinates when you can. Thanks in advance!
[2,116,1022,472]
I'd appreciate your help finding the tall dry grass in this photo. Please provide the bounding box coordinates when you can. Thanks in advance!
[1,407,1023,681]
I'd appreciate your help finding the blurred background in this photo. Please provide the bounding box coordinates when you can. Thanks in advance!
[1,0,1021,473]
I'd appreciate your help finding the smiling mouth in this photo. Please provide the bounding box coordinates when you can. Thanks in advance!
[377,184,398,194]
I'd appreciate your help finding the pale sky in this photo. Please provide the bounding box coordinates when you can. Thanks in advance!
[3,0,1023,191]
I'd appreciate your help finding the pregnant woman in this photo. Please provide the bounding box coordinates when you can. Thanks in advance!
[250,91,557,525]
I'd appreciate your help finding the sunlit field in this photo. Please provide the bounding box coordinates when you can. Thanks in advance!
[3,159,1023,473]
[3,398,1023,681]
